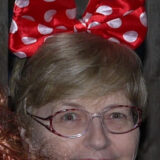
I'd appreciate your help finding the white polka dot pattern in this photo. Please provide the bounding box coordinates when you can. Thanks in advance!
[74,26,78,32]
[123,31,138,43]
[82,12,92,23]
[38,24,53,35]
[107,18,122,28]
[9,0,147,58]
[108,37,120,44]
[66,8,76,19]
[22,15,35,21]
[44,10,57,22]
[88,22,101,29]
[15,0,30,8]
[140,12,147,27]
[123,10,133,16]
[10,20,18,34]
[22,37,37,45]
[79,19,86,27]
[55,26,67,30]
[96,5,112,16]
[14,51,27,58]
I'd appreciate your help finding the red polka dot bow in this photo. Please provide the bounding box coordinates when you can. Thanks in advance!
[9,0,147,58]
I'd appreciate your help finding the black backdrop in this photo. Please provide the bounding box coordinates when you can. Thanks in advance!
[0,0,8,86]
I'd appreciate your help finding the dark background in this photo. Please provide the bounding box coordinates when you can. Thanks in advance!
[0,0,8,86]
[138,0,160,159]
[0,0,159,159]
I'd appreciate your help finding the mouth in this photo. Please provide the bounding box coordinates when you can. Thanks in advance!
[79,159,112,160]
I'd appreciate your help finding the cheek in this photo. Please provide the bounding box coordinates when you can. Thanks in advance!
[39,136,83,159]
[111,130,139,159]
[28,125,79,159]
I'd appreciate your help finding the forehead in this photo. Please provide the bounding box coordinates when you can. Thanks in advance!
[32,91,132,115]
[69,91,132,112]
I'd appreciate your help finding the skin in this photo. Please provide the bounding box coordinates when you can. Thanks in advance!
[23,91,139,160]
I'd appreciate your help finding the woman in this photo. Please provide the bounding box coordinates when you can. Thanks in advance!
[10,33,147,160]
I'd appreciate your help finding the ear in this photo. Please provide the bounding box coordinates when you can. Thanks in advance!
[19,127,39,159]
[19,127,30,149]
[19,127,34,151]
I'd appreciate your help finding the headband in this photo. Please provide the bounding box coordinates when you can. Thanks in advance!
[9,0,147,58]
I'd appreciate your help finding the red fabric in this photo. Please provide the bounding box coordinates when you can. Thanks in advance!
[9,0,147,58]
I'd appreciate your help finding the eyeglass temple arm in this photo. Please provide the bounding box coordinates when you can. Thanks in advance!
[26,111,51,131]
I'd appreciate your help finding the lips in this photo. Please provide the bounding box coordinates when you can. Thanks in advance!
[75,152,116,160]
[79,159,112,160]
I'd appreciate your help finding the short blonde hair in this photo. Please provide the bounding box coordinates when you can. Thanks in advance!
[12,33,147,116]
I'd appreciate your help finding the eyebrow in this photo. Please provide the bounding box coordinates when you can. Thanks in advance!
[46,101,83,111]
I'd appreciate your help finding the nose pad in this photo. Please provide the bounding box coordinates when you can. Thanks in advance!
[83,115,111,150]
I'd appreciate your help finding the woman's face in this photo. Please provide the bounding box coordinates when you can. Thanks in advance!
[25,91,139,160]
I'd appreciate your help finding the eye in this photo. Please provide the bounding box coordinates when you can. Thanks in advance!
[110,112,127,120]
[62,113,78,121]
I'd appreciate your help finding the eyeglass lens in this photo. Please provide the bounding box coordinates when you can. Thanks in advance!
[51,106,140,136]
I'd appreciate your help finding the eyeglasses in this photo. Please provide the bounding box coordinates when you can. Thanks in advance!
[27,105,142,138]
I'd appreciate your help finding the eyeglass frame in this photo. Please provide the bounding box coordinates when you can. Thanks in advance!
[26,105,142,139]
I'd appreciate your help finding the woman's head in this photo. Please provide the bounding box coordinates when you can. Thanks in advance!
[11,33,147,160]
[15,33,146,108]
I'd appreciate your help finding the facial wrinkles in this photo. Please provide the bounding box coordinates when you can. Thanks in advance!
[67,93,132,113]
[33,91,132,116]
[26,92,139,160]
[33,141,115,160]
[28,129,138,160]
[29,128,117,160]
[36,141,73,160]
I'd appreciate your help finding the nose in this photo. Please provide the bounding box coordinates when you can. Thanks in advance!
[83,116,111,150]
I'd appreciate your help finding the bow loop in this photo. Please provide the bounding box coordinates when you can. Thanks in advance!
[74,20,87,32]
[9,0,147,58]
